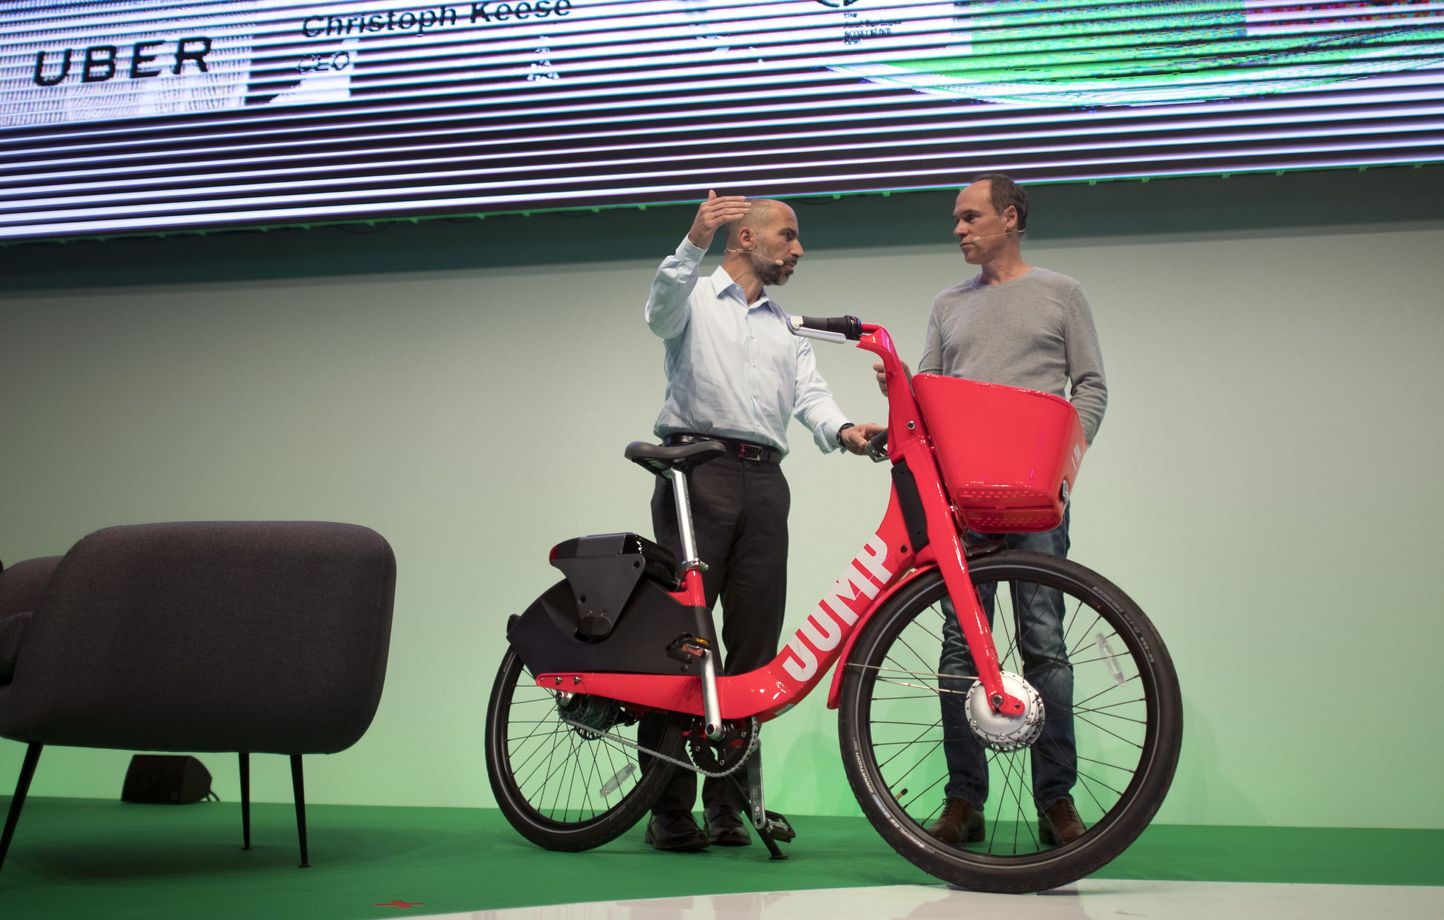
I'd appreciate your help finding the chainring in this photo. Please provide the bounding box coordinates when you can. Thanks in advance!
[686,717,759,777]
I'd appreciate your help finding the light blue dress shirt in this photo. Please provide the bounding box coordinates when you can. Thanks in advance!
[646,237,850,457]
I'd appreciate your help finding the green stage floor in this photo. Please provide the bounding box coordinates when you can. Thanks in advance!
[1,797,1440,919]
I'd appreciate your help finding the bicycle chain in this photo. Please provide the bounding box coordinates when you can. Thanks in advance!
[558,713,760,779]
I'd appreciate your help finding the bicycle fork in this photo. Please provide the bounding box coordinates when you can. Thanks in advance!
[934,536,1025,717]
[893,447,1024,718]
[858,322,1023,718]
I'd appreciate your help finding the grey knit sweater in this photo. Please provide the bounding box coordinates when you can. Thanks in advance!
[917,267,1107,443]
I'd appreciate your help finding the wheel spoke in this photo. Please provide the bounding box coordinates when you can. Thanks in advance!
[486,649,686,850]
[837,554,1181,893]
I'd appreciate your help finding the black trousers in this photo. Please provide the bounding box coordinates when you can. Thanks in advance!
[641,455,790,814]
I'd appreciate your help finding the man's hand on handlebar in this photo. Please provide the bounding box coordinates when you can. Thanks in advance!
[841,422,886,456]
[873,360,913,397]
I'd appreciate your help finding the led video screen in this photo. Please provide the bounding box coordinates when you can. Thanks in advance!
[2,1,1442,241]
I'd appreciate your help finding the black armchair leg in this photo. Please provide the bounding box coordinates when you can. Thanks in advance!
[290,755,309,869]
[239,752,251,851]
[0,743,43,873]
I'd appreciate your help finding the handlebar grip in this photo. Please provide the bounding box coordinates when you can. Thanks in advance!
[797,315,863,341]
[867,429,890,463]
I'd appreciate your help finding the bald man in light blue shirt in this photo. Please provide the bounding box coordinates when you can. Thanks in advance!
[648,197,859,456]
[639,191,881,852]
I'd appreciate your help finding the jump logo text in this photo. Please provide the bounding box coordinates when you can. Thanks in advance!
[781,534,892,682]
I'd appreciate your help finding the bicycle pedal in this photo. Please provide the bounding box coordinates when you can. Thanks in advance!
[763,810,796,843]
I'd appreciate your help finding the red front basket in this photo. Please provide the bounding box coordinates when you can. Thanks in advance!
[912,373,1087,533]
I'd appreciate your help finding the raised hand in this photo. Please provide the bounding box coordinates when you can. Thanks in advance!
[687,189,752,249]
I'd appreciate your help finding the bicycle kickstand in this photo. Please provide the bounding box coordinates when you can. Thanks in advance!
[729,749,795,860]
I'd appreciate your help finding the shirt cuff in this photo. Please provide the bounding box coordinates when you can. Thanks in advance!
[814,417,849,454]
[676,236,708,262]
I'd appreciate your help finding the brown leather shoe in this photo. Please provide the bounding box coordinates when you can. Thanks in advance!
[1039,798,1085,846]
[704,805,751,847]
[644,810,710,852]
[925,798,985,845]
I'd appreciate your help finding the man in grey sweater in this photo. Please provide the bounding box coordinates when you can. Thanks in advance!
[880,173,1106,849]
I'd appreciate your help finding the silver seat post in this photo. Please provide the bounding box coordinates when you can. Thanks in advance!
[668,466,723,739]
[668,468,702,572]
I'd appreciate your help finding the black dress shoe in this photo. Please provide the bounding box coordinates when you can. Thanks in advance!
[925,798,985,845]
[644,811,710,852]
[704,805,751,847]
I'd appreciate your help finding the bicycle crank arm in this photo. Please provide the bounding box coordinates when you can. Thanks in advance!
[739,748,794,859]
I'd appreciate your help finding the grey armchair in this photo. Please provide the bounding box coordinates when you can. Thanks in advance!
[0,521,396,871]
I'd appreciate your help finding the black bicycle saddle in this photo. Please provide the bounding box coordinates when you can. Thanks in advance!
[624,439,726,476]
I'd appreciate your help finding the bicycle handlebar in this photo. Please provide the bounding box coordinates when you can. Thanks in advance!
[785,313,901,464]
[789,314,863,342]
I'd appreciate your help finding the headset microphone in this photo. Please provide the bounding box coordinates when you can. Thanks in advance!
[725,248,786,266]
[963,228,1025,243]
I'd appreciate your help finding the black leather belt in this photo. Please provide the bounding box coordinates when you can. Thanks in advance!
[664,433,782,464]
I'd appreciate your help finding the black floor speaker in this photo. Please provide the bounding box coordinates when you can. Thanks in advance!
[120,754,215,804]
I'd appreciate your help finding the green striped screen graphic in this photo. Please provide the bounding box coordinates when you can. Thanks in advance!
[840,1,1444,105]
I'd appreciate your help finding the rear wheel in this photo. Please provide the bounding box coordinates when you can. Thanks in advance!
[485,647,685,850]
[838,551,1182,893]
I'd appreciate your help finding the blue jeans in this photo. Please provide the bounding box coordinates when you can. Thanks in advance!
[938,511,1075,810]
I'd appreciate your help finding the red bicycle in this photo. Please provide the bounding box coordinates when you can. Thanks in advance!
[485,315,1181,893]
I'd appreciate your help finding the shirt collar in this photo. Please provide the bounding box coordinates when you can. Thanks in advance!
[708,265,775,312]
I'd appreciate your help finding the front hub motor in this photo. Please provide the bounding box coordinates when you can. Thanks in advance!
[964,671,1044,752]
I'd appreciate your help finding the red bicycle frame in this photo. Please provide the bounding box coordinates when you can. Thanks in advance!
[533,323,1025,723]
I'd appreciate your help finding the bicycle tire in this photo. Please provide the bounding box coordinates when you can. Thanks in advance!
[485,646,685,851]
[838,550,1182,893]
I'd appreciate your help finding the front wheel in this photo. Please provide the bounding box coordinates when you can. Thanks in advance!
[485,646,685,851]
[838,551,1182,893]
